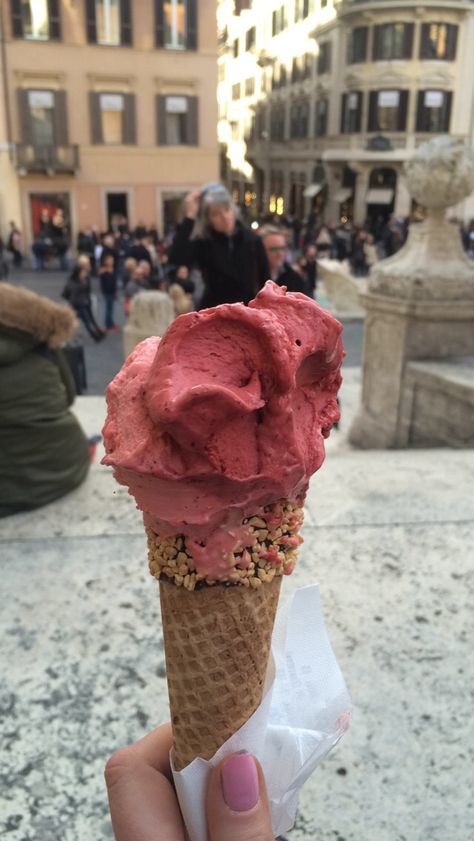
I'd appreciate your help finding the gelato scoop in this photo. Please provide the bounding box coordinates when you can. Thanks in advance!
[102,281,343,579]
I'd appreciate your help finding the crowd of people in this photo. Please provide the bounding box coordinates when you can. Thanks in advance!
[2,191,474,343]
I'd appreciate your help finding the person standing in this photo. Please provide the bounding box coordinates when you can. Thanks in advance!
[99,254,119,331]
[7,221,22,268]
[259,225,308,294]
[298,244,318,297]
[66,256,105,342]
[169,183,269,308]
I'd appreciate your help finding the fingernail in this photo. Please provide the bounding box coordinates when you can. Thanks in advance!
[221,754,259,812]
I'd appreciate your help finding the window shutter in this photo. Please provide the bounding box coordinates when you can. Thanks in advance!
[359,26,368,61]
[187,96,199,145]
[368,91,378,132]
[403,24,414,59]
[442,91,452,132]
[123,94,136,144]
[340,93,347,133]
[47,0,61,39]
[187,0,197,50]
[11,0,23,37]
[156,95,167,144]
[446,25,458,61]
[419,23,429,59]
[354,92,362,132]
[85,0,97,43]
[155,0,164,46]
[415,91,424,132]
[372,26,381,60]
[397,90,408,131]
[54,90,69,145]
[17,89,32,144]
[120,0,132,45]
[89,92,103,143]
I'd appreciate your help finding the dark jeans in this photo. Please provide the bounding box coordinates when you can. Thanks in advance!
[103,294,116,329]
[75,305,103,341]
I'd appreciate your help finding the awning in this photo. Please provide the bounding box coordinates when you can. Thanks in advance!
[366,188,394,205]
[333,187,352,203]
[304,182,324,198]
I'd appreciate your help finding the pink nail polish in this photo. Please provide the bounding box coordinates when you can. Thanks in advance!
[221,754,259,812]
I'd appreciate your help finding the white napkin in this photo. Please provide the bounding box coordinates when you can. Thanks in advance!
[172,584,352,841]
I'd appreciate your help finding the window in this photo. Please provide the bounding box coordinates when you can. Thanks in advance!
[272,63,287,90]
[156,94,199,145]
[233,38,239,57]
[11,0,61,40]
[18,88,69,146]
[244,77,255,97]
[315,98,328,136]
[368,90,408,132]
[28,90,55,145]
[294,0,309,22]
[245,26,255,52]
[373,23,413,60]
[270,105,285,141]
[347,27,368,64]
[232,83,240,100]
[291,54,312,83]
[340,92,363,133]
[230,121,239,140]
[420,23,458,60]
[290,101,309,139]
[96,0,120,45]
[272,6,285,36]
[89,91,136,143]
[100,93,124,143]
[156,0,196,49]
[416,90,452,133]
[317,42,331,75]
[86,0,131,45]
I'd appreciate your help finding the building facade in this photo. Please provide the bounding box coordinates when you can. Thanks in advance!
[218,0,474,226]
[0,0,218,247]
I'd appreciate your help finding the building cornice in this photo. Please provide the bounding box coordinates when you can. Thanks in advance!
[337,0,474,19]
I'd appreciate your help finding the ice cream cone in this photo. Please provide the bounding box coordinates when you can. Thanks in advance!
[159,575,281,770]
[147,499,304,769]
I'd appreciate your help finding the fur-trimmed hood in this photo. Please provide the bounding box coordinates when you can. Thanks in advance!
[0,283,76,347]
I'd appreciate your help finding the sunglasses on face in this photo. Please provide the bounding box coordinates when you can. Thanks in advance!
[268,246,286,252]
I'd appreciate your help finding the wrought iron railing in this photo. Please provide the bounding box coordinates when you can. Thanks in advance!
[15,144,80,174]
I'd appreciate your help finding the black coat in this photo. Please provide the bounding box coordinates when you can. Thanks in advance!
[274,263,308,295]
[169,218,270,308]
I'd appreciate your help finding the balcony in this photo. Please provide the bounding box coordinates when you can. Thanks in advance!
[14,144,80,176]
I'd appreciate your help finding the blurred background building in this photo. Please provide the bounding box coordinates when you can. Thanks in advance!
[0,0,218,247]
[217,0,474,227]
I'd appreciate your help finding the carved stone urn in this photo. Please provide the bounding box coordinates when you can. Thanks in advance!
[349,137,474,449]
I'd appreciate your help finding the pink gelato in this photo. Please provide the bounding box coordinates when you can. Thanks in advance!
[102,282,343,578]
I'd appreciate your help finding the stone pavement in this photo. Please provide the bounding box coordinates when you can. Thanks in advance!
[1,368,473,841]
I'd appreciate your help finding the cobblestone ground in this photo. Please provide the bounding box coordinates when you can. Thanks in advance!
[6,265,364,396]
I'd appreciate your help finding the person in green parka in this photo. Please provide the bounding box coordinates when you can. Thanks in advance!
[0,282,90,517]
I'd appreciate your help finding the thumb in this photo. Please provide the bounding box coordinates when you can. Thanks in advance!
[206,753,274,841]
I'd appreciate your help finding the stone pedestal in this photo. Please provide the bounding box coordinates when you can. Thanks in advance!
[123,291,175,358]
[349,137,474,449]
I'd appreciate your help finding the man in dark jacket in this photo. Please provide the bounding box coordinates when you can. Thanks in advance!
[259,225,308,294]
[0,284,90,517]
[169,183,269,308]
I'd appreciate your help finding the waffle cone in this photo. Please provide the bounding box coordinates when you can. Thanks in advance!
[159,576,282,771]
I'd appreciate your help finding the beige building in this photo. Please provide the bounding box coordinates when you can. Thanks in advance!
[0,0,218,248]
[218,0,474,227]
